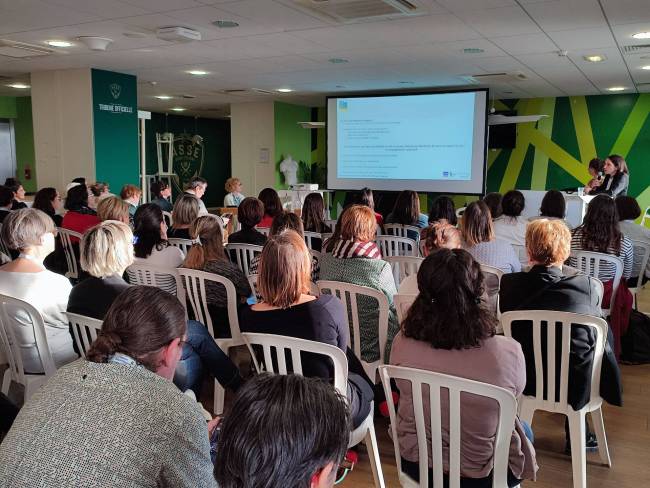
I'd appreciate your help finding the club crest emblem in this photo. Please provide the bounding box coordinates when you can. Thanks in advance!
[172,133,204,193]
[109,83,121,100]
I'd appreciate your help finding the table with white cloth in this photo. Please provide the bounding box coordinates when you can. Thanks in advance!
[519,190,594,228]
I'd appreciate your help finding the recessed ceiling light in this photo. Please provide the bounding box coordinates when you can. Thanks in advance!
[335,85,346,88]
[584,54,606,62]
[607,86,626,92]
[277,88,293,93]
[328,58,349,64]
[632,31,650,39]
[463,48,484,54]
[641,65,650,70]
[171,107,186,112]
[155,95,173,100]
[186,70,208,76]
[212,20,239,28]
[46,40,73,47]
[7,83,30,89]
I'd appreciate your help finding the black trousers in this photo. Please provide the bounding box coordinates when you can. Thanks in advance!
[401,458,521,488]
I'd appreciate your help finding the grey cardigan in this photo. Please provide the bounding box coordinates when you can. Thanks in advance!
[0,359,217,488]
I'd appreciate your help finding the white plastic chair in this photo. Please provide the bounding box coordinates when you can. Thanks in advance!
[317,280,389,381]
[480,264,504,321]
[572,251,623,317]
[384,224,421,241]
[324,219,337,230]
[168,237,193,256]
[629,239,650,307]
[501,311,611,488]
[394,293,417,324]
[385,256,423,288]
[375,235,418,257]
[641,206,650,227]
[256,226,270,236]
[456,206,466,218]
[226,243,263,277]
[248,273,260,301]
[379,365,517,488]
[511,244,528,267]
[0,223,12,261]
[176,268,244,415]
[65,312,103,358]
[126,263,186,307]
[0,294,57,401]
[162,210,173,226]
[309,248,321,261]
[242,332,385,488]
[57,227,82,280]
[303,231,322,250]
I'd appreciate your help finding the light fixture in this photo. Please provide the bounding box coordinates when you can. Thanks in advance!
[607,86,626,92]
[328,58,349,64]
[171,107,186,112]
[155,95,173,100]
[277,88,293,93]
[632,31,650,39]
[186,69,208,76]
[7,83,30,89]
[642,65,650,70]
[75,36,113,51]
[463,48,484,54]
[584,54,606,62]
[46,40,73,48]
[212,20,239,28]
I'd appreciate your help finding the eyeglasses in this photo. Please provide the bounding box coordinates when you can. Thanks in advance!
[334,458,354,485]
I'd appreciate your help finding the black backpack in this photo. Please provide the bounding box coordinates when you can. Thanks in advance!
[621,310,650,364]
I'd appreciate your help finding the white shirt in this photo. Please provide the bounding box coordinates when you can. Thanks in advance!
[224,192,244,207]
[0,269,77,373]
[134,245,185,268]
[185,191,208,216]
[493,216,528,246]
[620,220,650,278]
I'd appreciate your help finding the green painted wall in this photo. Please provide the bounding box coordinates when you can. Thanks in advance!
[91,68,139,192]
[144,113,231,208]
[14,97,36,192]
[0,97,17,118]
[274,101,311,189]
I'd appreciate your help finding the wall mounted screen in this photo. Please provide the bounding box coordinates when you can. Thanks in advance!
[327,89,488,194]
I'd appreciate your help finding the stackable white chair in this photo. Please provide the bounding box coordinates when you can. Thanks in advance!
[168,238,193,256]
[379,365,517,488]
[324,219,337,230]
[303,231,322,250]
[57,227,82,280]
[384,224,421,241]
[0,294,57,401]
[256,226,270,236]
[572,251,623,317]
[629,239,650,308]
[248,273,260,300]
[176,268,244,415]
[501,311,611,488]
[456,206,466,218]
[321,232,333,244]
[394,293,417,324]
[385,256,423,288]
[511,244,529,268]
[480,264,504,321]
[162,210,173,226]
[375,235,418,257]
[317,280,389,381]
[66,312,103,358]
[226,243,263,277]
[0,223,12,262]
[126,263,186,307]
[641,206,650,227]
[242,333,385,488]
[309,248,321,261]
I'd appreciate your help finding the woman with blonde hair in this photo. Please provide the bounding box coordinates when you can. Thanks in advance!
[96,196,130,224]
[223,177,244,207]
[319,204,399,361]
[182,215,251,337]
[240,230,373,428]
[169,194,200,239]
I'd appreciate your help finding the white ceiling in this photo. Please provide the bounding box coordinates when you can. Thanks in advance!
[1,0,650,118]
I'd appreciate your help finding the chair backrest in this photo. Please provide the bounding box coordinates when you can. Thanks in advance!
[456,206,466,218]
[379,365,517,488]
[394,293,417,324]
[162,210,173,226]
[375,235,417,257]
[480,264,504,318]
[303,231,322,250]
[385,256,424,287]
[572,250,623,312]
[0,223,11,260]
[309,248,321,260]
[501,310,608,412]
[511,244,528,267]
[57,227,82,279]
[242,332,348,396]
[630,239,650,289]
[317,280,389,376]
[324,219,337,230]
[641,206,650,227]
[176,268,241,339]
[167,238,193,256]
[0,294,57,385]
[248,273,259,299]
[65,312,103,358]
[226,243,263,277]
[126,263,185,302]
[384,224,421,241]
[256,226,270,236]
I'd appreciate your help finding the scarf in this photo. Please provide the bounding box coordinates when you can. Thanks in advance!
[332,239,381,259]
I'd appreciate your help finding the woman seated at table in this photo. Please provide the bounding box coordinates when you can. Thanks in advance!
[587,154,629,197]
[223,177,245,207]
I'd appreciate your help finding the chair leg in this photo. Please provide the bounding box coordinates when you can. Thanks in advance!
[1,369,10,395]
[568,411,587,488]
[213,380,225,416]
[364,424,386,488]
[518,401,536,427]
[591,408,612,467]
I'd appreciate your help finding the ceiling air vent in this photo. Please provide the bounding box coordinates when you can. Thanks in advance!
[0,40,54,58]
[467,72,528,84]
[622,44,650,54]
[290,0,421,22]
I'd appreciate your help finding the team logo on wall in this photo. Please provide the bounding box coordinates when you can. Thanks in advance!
[172,133,204,193]
[109,83,121,100]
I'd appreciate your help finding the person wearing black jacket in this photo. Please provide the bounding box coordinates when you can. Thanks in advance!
[499,219,622,452]
[588,154,629,197]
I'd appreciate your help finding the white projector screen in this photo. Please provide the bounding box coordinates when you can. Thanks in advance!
[327,89,488,194]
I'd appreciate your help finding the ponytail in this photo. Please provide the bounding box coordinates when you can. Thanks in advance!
[86,331,122,363]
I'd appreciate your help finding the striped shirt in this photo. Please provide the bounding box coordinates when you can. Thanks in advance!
[568,227,633,281]
[463,239,521,273]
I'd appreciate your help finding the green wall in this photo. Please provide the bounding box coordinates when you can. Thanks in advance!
[91,68,139,192]
[274,101,311,189]
[144,113,231,208]
[0,97,17,118]
[0,96,36,192]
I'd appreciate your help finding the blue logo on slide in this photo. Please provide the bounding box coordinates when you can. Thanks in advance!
[339,100,348,111]
[443,171,449,177]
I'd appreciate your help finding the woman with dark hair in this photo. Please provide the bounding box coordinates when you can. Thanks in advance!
[493,190,527,246]
[615,195,650,284]
[391,248,537,486]
[585,158,605,192]
[385,190,428,231]
[4,178,27,210]
[568,195,633,281]
[227,197,267,246]
[301,192,331,252]
[589,154,629,197]
[150,180,173,212]
[32,187,63,227]
[133,203,184,268]
[528,189,568,226]
[461,201,520,273]
[0,286,219,488]
[354,187,383,226]
[427,196,457,226]
[257,187,283,228]
[482,192,503,219]
[61,184,100,238]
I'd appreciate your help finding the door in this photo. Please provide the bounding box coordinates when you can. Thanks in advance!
[0,119,16,184]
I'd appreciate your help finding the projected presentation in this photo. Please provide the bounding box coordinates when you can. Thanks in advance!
[327,90,488,194]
